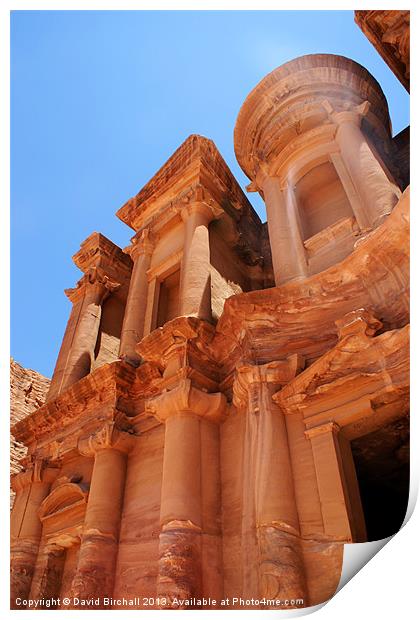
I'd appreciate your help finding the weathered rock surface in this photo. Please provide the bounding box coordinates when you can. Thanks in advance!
[10,359,50,507]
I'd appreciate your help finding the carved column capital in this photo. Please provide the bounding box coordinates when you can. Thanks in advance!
[233,355,304,411]
[179,186,223,224]
[65,267,121,305]
[322,99,371,127]
[145,378,227,424]
[78,418,135,457]
[180,201,222,225]
[125,228,155,261]
[12,458,59,492]
[11,469,35,493]
[304,421,341,440]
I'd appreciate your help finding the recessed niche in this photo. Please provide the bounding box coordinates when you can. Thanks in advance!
[295,161,354,240]
[156,268,181,328]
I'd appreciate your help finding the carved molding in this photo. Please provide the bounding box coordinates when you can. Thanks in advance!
[11,361,144,447]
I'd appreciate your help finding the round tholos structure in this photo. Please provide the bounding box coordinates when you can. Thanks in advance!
[234,54,401,285]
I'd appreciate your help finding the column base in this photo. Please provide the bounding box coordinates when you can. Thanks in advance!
[10,540,39,609]
[157,520,202,608]
[257,525,307,608]
[69,533,118,609]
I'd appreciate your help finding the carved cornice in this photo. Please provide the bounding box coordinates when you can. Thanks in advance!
[137,316,200,364]
[73,232,132,278]
[145,378,227,424]
[11,361,160,448]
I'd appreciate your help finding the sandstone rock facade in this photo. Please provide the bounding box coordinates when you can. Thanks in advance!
[10,359,50,507]
[355,10,410,92]
[11,12,409,611]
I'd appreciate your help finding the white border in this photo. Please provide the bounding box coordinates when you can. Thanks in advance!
[2,2,418,619]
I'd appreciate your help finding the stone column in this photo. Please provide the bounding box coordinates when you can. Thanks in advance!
[232,357,307,606]
[48,268,120,399]
[262,177,308,286]
[69,421,133,608]
[29,543,66,605]
[119,229,154,365]
[179,195,222,322]
[10,460,57,609]
[330,102,401,229]
[145,379,226,608]
[305,422,355,541]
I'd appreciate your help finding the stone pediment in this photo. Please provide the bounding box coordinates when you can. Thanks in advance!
[39,481,88,522]
[273,311,409,439]
[116,134,254,232]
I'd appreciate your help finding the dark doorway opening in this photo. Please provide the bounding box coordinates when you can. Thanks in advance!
[351,416,409,541]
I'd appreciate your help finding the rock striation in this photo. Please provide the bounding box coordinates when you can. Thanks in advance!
[10,359,50,507]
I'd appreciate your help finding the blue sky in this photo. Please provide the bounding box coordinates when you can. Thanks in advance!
[11,10,409,378]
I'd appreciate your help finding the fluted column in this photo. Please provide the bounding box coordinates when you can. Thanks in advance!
[10,460,57,609]
[262,177,308,286]
[329,101,401,228]
[119,229,154,365]
[233,357,307,606]
[69,421,134,608]
[48,268,120,400]
[179,195,222,322]
[145,379,226,608]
